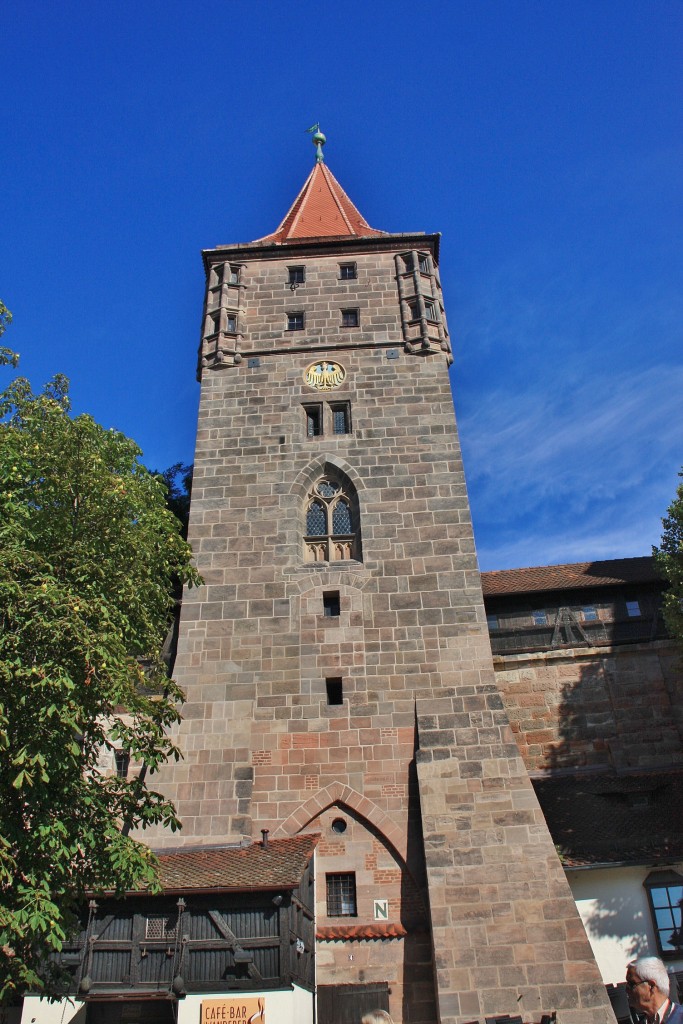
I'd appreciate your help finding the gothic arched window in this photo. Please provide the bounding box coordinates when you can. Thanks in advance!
[304,477,360,562]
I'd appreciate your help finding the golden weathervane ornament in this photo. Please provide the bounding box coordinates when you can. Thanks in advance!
[304,360,346,391]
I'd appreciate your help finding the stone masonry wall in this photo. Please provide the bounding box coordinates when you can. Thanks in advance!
[145,240,616,1023]
[493,642,683,772]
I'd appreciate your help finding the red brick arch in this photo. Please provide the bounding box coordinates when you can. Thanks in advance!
[274,781,407,862]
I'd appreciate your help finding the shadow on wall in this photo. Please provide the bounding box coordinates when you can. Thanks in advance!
[548,650,683,775]
[526,655,683,867]
[578,886,649,961]
[401,750,438,1024]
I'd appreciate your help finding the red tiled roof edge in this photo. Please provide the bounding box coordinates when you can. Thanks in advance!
[481,556,660,596]
[317,923,408,940]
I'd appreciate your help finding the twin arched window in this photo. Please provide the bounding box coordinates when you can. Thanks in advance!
[305,477,360,562]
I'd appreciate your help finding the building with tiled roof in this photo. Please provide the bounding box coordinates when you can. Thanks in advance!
[479,555,683,1022]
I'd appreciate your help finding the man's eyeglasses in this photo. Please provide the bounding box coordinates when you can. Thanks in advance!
[626,979,649,991]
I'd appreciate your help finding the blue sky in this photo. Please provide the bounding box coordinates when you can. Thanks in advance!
[3,0,682,571]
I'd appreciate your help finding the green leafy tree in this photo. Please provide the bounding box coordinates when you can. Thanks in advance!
[156,462,193,540]
[0,331,200,1000]
[654,470,683,644]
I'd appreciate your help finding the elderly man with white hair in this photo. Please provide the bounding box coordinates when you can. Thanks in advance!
[626,956,683,1023]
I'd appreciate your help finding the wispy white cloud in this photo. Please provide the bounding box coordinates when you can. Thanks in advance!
[458,363,683,570]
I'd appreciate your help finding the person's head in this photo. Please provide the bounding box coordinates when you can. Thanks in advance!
[361,1012,394,1024]
[626,957,671,1014]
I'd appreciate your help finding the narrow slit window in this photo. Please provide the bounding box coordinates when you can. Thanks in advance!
[114,750,130,778]
[304,405,323,437]
[226,313,237,333]
[424,298,438,321]
[326,678,343,705]
[323,592,340,617]
[331,403,351,435]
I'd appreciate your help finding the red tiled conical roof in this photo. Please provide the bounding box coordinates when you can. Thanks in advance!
[254,162,385,243]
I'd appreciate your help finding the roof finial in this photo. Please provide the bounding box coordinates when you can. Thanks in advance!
[305,123,326,163]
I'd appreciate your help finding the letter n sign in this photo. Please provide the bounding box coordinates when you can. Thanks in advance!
[373,899,389,921]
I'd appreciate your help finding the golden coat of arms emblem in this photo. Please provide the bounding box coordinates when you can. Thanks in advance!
[304,360,346,391]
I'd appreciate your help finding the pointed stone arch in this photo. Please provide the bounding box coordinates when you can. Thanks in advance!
[290,454,365,500]
[274,782,407,862]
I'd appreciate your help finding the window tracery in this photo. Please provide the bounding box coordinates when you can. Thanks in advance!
[304,477,360,562]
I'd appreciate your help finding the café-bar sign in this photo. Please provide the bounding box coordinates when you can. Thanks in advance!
[201,997,265,1023]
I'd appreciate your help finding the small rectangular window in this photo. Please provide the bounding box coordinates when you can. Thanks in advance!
[582,606,598,622]
[341,308,359,328]
[424,298,438,321]
[531,610,547,626]
[486,613,499,630]
[146,914,177,940]
[326,873,357,917]
[408,301,420,321]
[418,254,430,273]
[323,592,340,617]
[305,405,322,437]
[331,403,351,435]
[339,263,357,280]
[212,264,224,286]
[626,600,641,617]
[229,265,240,284]
[226,313,237,333]
[401,254,414,272]
[288,266,305,285]
[287,312,305,331]
[208,312,221,335]
[326,678,343,705]
[114,750,130,778]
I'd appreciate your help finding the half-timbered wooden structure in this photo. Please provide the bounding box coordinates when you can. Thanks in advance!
[23,835,316,1024]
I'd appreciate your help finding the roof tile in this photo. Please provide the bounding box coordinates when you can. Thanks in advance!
[534,769,683,867]
[482,556,660,597]
[254,163,385,243]
[316,923,408,940]
[140,835,318,894]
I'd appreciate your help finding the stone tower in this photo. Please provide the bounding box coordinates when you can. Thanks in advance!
[151,134,616,1024]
